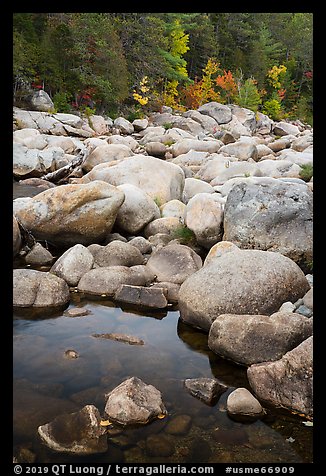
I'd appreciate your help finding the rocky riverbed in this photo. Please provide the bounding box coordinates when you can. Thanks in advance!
[13,100,313,463]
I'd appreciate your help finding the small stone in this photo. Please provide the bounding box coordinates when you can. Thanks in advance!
[25,243,54,266]
[184,378,228,405]
[227,387,265,422]
[64,349,79,359]
[278,301,295,313]
[295,305,313,317]
[64,308,91,317]
[165,414,192,435]
[91,333,144,346]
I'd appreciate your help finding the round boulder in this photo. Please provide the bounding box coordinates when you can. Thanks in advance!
[227,388,265,422]
[178,249,310,332]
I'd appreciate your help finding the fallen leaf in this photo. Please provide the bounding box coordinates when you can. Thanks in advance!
[302,421,313,427]
[100,420,113,427]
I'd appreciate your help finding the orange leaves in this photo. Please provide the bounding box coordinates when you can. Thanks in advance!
[215,70,237,103]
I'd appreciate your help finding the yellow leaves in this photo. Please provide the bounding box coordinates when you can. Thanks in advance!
[157,413,167,419]
[267,64,287,89]
[100,419,113,427]
[133,76,150,106]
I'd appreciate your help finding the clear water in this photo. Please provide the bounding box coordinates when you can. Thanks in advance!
[13,297,313,464]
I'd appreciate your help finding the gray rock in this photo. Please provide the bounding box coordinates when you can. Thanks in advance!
[107,134,138,151]
[170,139,222,158]
[179,249,310,332]
[267,136,292,153]
[273,121,300,137]
[13,216,22,257]
[182,109,219,134]
[14,181,125,247]
[77,266,146,296]
[25,242,54,266]
[92,241,144,268]
[303,288,313,310]
[132,118,148,131]
[50,244,94,286]
[182,178,214,204]
[247,336,313,418]
[198,101,232,124]
[184,378,227,405]
[38,405,107,454]
[219,141,258,161]
[81,155,185,204]
[145,141,167,158]
[227,388,265,422]
[114,117,134,135]
[30,90,54,112]
[295,305,313,318]
[223,180,313,269]
[196,154,235,182]
[104,377,167,425]
[114,284,168,308]
[291,134,313,152]
[82,144,133,172]
[208,311,313,365]
[13,269,70,308]
[151,282,180,303]
[115,184,160,234]
[144,217,182,238]
[185,193,224,248]
[160,199,186,221]
[128,237,152,254]
[146,243,202,284]
[278,301,296,313]
[229,105,257,132]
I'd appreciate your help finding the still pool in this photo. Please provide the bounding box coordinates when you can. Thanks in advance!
[13,297,313,464]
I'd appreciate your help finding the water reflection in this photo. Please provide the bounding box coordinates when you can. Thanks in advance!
[13,300,313,463]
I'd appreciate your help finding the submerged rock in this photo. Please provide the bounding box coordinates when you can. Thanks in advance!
[104,377,167,425]
[184,378,228,405]
[38,404,108,454]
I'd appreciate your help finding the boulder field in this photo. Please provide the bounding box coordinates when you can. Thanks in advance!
[13,100,313,452]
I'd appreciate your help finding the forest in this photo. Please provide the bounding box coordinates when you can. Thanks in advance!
[13,13,313,124]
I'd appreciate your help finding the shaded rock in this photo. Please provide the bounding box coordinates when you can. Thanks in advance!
[219,140,258,161]
[198,101,232,124]
[145,141,167,158]
[81,155,185,204]
[256,144,275,159]
[267,136,292,153]
[247,336,313,418]
[273,121,300,136]
[151,282,180,303]
[183,109,219,134]
[92,332,144,345]
[13,269,70,309]
[291,134,313,152]
[25,242,54,266]
[18,177,56,189]
[132,118,148,131]
[145,434,174,457]
[222,180,313,269]
[82,144,133,172]
[295,305,313,318]
[50,244,94,286]
[89,115,108,135]
[146,243,202,284]
[229,105,257,133]
[14,181,125,247]
[128,237,152,254]
[184,378,227,405]
[102,232,128,245]
[165,414,192,435]
[104,377,167,425]
[208,311,313,365]
[38,404,107,454]
[13,216,22,257]
[182,177,214,204]
[114,284,168,309]
[303,288,313,310]
[93,241,144,268]
[115,184,160,234]
[185,193,224,248]
[179,249,310,332]
[226,388,265,422]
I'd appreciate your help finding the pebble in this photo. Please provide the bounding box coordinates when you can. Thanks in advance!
[64,349,79,359]
[278,301,295,313]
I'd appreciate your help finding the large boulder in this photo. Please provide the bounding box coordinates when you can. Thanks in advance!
[198,102,232,124]
[13,181,125,246]
[81,155,185,204]
[170,139,222,157]
[229,105,257,133]
[38,405,107,454]
[113,117,134,135]
[182,109,220,134]
[82,144,133,172]
[50,244,94,286]
[196,155,236,182]
[115,184,160,234]
[178,249,310,331]
[13,269,70,309]
[208,311,313,365]
[219,140,258,161]
[273,121,300,137]
[185,193,224,248]
[247,336,313,418]
[104,377,167,425]
[222,180,313,269]
[146,244,202,284]
[91,241,145,267]
[182,178,214,204]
